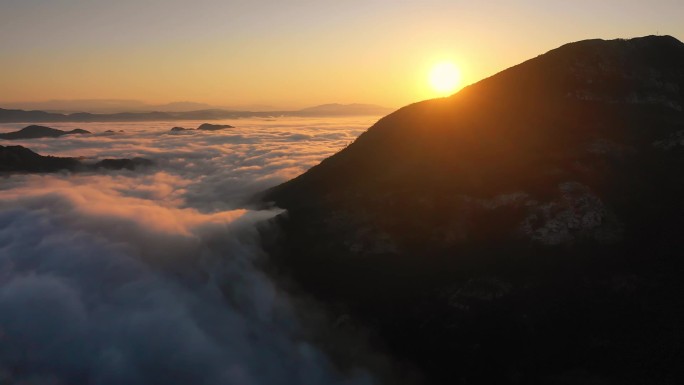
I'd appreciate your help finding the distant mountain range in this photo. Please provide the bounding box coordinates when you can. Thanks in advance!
[0,103,393,123]
[0,100,211,114]
[261,35,684,384]
[296,103,396,116]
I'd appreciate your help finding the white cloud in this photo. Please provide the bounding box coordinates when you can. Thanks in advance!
[0,117,379,385]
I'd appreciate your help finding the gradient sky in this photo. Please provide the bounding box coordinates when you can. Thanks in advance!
[2,0,683,109]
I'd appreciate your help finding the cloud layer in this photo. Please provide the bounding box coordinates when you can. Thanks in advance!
[1,118,371,210]
[0,117,378,384]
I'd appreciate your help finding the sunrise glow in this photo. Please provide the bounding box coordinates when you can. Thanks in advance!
[429,61,461,96]
[1,2,684,383]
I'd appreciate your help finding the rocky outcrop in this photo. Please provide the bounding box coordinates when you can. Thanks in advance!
[261,36,684,384]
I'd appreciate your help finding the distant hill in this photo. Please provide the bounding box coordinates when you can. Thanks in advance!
[0,109,67,123]
[168,123,235,132]
[0,99,150,114]
[0,125,91,139]
[0,145,81,172]
[0,103,392,123]
[150,101,218,112]
[0,99,217,114]
[297,103,394,116]
[196,123,234,131]
[262,36,684,385]
[0,145,153,173]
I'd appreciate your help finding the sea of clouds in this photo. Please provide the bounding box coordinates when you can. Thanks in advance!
[0,117,378,385]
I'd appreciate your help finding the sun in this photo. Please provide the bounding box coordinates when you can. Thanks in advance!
[429,61,461,96]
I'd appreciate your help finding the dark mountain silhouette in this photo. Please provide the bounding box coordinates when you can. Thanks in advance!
[93,157,154,170]
[168,123,234,132]
[0,125,91,139]
[0,145,153,173]
[0,145,81,172]
[0,104,392,123]
[262,36,684,385]
[197,123,234,131]
[0,109,63,123]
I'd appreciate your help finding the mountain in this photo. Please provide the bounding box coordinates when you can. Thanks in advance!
[0,145,153,173]
[0,104,393,123]
[93,157,154,170]
[168,123,235,132]
[0,99,219,114]
[296,103,394,116]
[0,109,241,123]
[0,145,81,172]
[0,99,149,114]
[0,109,69,123]
[262,36,684,384]
[149,101,218,112]
[0,125,91,139]
[196,123,234,131]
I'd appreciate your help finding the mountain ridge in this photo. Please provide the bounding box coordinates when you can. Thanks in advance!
[261,35,684,385]
[0,103,393,123]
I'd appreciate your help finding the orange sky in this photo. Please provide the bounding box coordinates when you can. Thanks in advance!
[1,1,682,110]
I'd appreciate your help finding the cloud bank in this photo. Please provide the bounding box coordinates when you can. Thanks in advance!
[0,118,370,210]
[0,117,379,385]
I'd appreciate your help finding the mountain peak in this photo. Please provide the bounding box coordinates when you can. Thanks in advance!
[457,35,684,111]
[267,34,684,207]
[261,36,684,382]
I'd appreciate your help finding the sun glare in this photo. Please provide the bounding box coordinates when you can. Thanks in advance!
[429,61,461,96]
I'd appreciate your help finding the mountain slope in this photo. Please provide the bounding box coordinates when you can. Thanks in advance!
[262,36,684,384]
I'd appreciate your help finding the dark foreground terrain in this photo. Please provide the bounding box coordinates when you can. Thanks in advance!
[262,36,684,384]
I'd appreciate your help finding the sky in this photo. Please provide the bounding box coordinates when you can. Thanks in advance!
[1,0,683,110]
